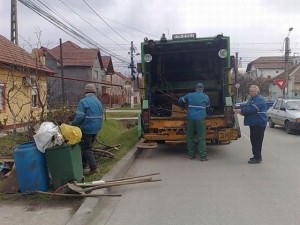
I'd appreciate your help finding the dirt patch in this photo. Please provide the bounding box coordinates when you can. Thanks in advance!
[0,195,82,211]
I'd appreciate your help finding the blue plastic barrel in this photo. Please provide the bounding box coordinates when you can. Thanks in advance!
[13,142,49,193]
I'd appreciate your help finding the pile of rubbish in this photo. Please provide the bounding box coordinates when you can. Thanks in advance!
[34,122,82,152]
[0,122,96,193]
[0,121,82,177]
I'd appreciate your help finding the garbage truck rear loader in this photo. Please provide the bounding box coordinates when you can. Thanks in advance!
[138,33,241,146]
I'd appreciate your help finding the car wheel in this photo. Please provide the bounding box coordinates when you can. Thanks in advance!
[268,118,275,128]
[285,121,293,134]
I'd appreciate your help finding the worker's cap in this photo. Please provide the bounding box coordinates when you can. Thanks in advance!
[85,83,96,93]
[195,82,204,89]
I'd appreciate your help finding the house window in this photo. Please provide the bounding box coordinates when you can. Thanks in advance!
[95,70,99,80]
[0,83,5,110]
[32,86,38,107]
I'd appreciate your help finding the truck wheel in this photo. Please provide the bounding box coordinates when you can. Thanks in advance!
[268,118,275,128]
[285,121,293,134]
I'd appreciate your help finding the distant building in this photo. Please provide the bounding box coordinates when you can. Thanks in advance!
[101,55,114,75]
[103,71,132,107]
[269,63,300,98]
[42,41,108,107]
[246,56,294,79]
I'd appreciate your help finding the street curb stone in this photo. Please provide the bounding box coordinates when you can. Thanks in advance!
[65,144,141,225]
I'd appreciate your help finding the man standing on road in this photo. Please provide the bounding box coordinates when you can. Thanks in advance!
[71,83,103,175]
[178,82,210,161]
[233,85,267,164]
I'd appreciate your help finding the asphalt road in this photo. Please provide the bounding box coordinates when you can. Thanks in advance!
[90,119,300,225]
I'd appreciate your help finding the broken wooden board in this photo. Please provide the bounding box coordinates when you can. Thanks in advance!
[0,168,19,193]
[35,191,121,197]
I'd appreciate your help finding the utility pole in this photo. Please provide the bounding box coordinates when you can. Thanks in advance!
[284,27,293,97]
[235,52,239,102]
[11,0,18,45]
[59,38,65,109]
[129,41,136,80]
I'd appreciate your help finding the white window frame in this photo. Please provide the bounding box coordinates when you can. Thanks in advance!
[32,86,38,108]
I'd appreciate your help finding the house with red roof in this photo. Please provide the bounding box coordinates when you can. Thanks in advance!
[246,56,291,79]
[101,56,114,75]
[100,55,135,107]
[246,55,300,98]
[42,41,109,106]
[0,34,53,130]
[269,63,300,98]
[246,56,300,79]
[102,70,132,107]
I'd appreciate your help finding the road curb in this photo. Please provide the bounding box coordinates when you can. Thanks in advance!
[65,144,141,225]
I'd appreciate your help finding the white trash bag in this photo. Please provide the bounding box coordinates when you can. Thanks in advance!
[33,122,65,153]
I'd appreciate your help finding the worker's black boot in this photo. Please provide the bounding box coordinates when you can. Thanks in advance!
[248,158,262,164]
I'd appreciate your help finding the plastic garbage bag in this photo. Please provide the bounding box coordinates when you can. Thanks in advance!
[33,122,65,153]
[59,123,82,145]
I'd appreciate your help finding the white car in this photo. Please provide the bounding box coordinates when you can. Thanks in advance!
[267,98,300,134]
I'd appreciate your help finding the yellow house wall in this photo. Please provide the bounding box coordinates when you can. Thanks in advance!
[0,67,47,128]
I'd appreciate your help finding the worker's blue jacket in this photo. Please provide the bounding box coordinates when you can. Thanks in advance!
[178,90,210,120]
[71,93,103,134]
[241,95,267,127]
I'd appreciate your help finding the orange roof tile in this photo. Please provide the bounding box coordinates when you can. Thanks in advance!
[246,56,294,72]
[0,34,53,73]
[101,56,114,74]
[46,41,103,68]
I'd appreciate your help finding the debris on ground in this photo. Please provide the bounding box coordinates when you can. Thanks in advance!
[92,138,121,159]
[0,166,19,193]
[33,172,161,198]
[70,172,161,194]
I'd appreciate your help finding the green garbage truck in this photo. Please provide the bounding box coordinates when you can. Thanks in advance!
[138,33,241,146]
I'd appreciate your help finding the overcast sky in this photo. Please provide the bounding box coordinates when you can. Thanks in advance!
[1,0,300,74]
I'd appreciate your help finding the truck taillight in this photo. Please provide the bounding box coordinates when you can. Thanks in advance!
[224,106,234,127]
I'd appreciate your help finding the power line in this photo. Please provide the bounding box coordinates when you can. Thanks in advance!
[57,0,128,51]
[18,0,130,64]
[62,0,158,40]
[82,0,130,44]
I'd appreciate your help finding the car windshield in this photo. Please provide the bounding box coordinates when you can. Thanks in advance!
[286,101,300,110]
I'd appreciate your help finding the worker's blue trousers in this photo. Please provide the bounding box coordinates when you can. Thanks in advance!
[81,133,97,170]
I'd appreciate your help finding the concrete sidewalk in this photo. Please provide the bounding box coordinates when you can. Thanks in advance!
[65,144,141,225]
[0,144,140,225]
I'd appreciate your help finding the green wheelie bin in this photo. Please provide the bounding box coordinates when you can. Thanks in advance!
[45,144,83,189]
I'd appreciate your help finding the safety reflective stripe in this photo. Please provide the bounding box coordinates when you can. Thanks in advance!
[188,105,207,109]
[86,116,103,119]
[75,111,85,115]
[251,104,260,111]
[180,97,186,103]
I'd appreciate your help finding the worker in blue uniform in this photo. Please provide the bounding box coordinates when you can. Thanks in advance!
[178,83,210,161]
[234,85,267,164]
[71,83,103,174]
